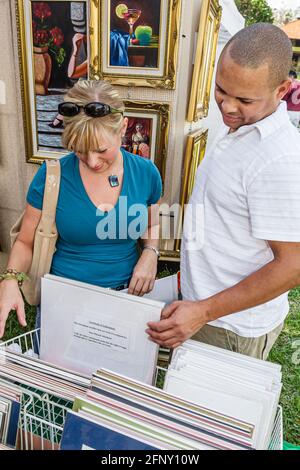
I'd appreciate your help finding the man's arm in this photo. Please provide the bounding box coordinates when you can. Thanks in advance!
[147,240,300,348]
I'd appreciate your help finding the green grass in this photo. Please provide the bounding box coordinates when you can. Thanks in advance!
[2,277,299,446]
[2,302,36,342]
[269,288,300,446]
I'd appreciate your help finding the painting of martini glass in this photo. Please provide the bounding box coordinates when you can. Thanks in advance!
[110,0,161,68]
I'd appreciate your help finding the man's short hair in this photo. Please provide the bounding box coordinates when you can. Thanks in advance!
[222,23,293,88]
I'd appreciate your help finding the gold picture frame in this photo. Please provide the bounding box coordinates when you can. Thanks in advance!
[187,0,222,122]
[16,0,98,164]
[159,249,180,262]
[159,211,181,262]
[174,128,208,251]
[123,100,170,186]
[91,0,182,89]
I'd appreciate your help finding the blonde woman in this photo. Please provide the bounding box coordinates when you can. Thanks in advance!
[0,80,162,337]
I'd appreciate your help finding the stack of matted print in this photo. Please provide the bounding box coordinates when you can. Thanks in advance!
[164,340,282,450]
[0,347,90,450]
[60,352,282,451]
[0,342,282,450]
[0,381,21,449]
[0,350,90,402]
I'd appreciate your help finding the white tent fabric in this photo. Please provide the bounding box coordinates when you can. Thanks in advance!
[203,0,245,147]
[219,0,245,39]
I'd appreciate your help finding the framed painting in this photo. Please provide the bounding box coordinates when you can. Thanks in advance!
[187,0,222,122]
[16,0,99,163]
[174,128,208,251]
[93,0,182,89]
[123,100,170,185]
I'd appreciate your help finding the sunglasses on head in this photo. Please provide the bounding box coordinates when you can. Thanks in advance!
[58,101,124,118]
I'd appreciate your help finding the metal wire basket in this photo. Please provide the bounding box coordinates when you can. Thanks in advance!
[0,329,283,450]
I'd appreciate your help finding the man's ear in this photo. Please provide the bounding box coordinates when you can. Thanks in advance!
[277,78,292,100]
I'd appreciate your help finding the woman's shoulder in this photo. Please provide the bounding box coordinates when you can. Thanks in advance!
[33,152,75,180]
[122,149,162,203]
[122,148,156,172]
[59,152,77,168]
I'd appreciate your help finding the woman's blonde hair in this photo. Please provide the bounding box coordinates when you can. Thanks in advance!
[61,80,125,153]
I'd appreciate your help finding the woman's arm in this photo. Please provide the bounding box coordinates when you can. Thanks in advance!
[128,200,160,296]
[68,60,88,79]
[68,33,88,79]
[140,200,160,251]
[0,204,42,337]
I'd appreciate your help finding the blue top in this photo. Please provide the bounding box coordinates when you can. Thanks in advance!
[27,150,162,288]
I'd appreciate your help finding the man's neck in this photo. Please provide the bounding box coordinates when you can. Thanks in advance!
[228,103,281,134]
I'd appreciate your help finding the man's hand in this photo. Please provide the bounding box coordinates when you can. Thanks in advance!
[146,300,210,349]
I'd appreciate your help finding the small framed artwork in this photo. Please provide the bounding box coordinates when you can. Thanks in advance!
[123,100,170,185]
[94,0,182,89]
[174,128,208,251]
[16,0,98,163]
[187,0,222,122]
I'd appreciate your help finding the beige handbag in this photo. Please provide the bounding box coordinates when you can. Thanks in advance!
[10,160,61,305]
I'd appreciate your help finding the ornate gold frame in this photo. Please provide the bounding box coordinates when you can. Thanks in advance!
[91,0,182,89]
[16,0,97,164]
[187,0,222,122]
[124,100,170,186]
[174,128,208,251]
[159,250,180,262]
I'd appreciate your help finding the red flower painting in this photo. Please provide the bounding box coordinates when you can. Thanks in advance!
[32,2,66,66]
[32,2,51,20]
[50,27,64,47]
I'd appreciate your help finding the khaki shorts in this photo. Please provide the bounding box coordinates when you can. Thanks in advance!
[191,322,284,360]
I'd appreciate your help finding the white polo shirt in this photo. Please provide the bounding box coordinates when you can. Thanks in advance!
[181,102,300,337]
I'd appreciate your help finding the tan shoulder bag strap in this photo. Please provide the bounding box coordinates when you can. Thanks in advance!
[39,160,61,234]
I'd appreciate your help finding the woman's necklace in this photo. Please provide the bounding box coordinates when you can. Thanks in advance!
[108,151,123,187]
[108,175,119,187]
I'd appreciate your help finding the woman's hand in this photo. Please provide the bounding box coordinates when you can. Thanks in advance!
[128,249,158,296]
[0,280,26,338]
[72,33,85,53]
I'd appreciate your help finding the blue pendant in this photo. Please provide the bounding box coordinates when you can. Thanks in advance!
[108,175,119,187]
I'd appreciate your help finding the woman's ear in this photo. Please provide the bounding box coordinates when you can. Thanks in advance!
[121,117,128,137]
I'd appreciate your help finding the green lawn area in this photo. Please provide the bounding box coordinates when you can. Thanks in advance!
[2,278,300,446]
[268,287,300,446]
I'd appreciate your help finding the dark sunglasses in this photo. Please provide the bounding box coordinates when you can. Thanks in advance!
[58,101,124,118]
